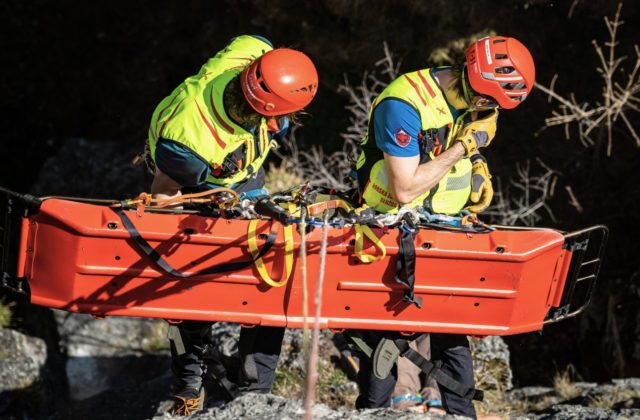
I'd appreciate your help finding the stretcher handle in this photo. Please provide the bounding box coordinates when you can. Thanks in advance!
[247,219,294,288]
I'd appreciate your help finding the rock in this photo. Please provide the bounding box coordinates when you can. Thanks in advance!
[0,327,47,414]
[211,323,241,357]
[612,378,640,390]
[0,327,47,392]
[56,371,174,420]
[154,392,466,420]
[471,336,513,391]
[509,386,555,401]
[531,403,619,419]
[54,311,170,400]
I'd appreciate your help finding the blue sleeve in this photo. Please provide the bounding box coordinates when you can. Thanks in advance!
[373,99,421,157]
[155,140,210,187]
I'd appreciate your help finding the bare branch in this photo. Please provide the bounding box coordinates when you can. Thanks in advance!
[484,159,557,226]
[537,3,639,156]
[565,185,584,213]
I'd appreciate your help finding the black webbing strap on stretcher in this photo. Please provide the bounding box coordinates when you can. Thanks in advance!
[395,214,422,308]
[115,207,276,278]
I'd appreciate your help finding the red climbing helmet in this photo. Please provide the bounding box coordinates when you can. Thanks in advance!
[465,36,535,109]
[240,48,319,116]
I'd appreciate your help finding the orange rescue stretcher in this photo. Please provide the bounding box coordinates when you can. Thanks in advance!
[0,190,608,336]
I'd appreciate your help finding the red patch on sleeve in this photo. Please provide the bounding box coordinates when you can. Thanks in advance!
[394,128,412,147]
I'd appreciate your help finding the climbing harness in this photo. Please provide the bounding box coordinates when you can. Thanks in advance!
[343,330,484,402]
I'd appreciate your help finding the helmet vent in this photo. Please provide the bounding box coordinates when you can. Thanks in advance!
[259,81,271,93]
[500,82,526,90]
[495,66,515,74]
[255,66,262,79]
[495,53,508,59]
[493,39,506,44]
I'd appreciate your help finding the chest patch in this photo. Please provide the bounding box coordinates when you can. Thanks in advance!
[394,128,412,147]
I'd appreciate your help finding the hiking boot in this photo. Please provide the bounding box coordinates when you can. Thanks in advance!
[171,386,205,416]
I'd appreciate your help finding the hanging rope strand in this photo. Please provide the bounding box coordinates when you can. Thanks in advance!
[300,206,310,355]
[303,213,329,420]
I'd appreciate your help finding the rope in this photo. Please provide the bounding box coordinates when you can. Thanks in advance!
[303,213,329,420]
[300,206,310,355]
[113,188,240,211]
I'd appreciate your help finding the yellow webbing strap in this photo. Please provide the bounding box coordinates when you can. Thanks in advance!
[247,219,294,287]
[354,224,387,263]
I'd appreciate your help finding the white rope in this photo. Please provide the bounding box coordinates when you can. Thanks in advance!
[303,213,329,420]
[300,207,310,354]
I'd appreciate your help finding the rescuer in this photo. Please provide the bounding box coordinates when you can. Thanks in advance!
[353,36,535,418]
[145,35,318,415]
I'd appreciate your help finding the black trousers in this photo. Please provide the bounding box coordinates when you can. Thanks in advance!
[169,320,285,394]
[355,333,477,419]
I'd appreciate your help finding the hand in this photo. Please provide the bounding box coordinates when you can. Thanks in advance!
[456,110,498,156]
[465,154,493,213]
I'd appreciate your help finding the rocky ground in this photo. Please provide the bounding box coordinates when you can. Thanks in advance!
[2,317,640,419]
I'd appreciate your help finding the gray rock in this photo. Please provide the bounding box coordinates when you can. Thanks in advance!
[0,327,47,391]
[211,322,241,357]
[531,403,619,419]
[0,327,48,413]
[573,381,598,390]
[156,392,467,420]
[54,310,169,400]
[509,386,555,401]
[471,336,513,391]
[612,378,640,390]
[619,408,640,418]
[55,370,174,420]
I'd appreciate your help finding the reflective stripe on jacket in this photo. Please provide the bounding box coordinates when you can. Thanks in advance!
[148,35,273,186]
[356,68,472,215]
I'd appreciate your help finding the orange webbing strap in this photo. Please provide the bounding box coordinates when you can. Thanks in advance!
[247,219,294,288]
[306,198,354,217]
[116,188,240,210]
[354,224,387,263]
[153,188,239,209]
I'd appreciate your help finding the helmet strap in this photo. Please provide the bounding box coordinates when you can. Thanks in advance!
[462,66,500,111]
[461,66,475,109]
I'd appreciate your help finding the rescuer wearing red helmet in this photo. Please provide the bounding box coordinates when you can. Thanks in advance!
[353,36,534,418]
[145,35,318,415]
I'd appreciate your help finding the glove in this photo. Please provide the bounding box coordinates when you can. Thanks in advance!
[456,110,499,156]
[465,154,493,214]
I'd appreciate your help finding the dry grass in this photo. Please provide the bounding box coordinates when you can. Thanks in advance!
[272,360,357,409]
[0,298,15,328]
[264,160,304,193]
[473,358,516,418]
[588,388,640,409]
[553,365,582,401]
